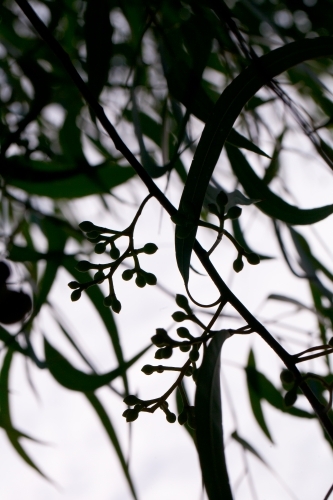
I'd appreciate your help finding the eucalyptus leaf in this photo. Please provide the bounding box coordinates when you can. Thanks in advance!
[195,333,233,500]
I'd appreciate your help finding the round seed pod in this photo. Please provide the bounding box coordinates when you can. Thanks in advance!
[95,242,106,254]
[94,270,105,282]
[156,365,164,373]
[180,344,191,352]
[246,253,260,265]
[0,290,32,324]
[111,298,121,314]
[166,412,176,423]
[76,260,93,272]
[71,289,81,302]
[227,206,242,219]
[185,366,194,376]
[0,262,10,284]
[216,190,228,208]
[126,409,139,422]
[123,395,141,406]
[79,221,96,232]
[135,275,146,288]
[122,409,130,418]
[151,333,169,347]
[145,273,157,286]
[178,410,188,425]
[141,365,154,375]
[233,257,244,273]
[68,281,80,289]
[172,311,187,322]
[110,246,120,260]
[122,269,134,281]
[143,243,158,254]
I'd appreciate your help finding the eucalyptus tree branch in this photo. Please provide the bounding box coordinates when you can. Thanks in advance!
[16,0,333,442]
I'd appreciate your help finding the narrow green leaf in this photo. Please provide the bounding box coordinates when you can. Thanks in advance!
[44,338,150,392]
[195,333,233,500]
[227,146,333,225]
[246,350,273,442]
[176,386,195,442]
[227,129,270,158]
[176,36,333,283]
[0,349,49,479]
[85,392,138,500]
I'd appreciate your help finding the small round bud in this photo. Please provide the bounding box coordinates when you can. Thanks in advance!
[143,243,158,255]
[141,365,154,375]
[246,253,260,265]
[178,410,188,425]
[172,311,187,322]
[216,191,228,208]
[94,270,105,283]
[166,412,176,423]
[79,221,96,232]
[122,269,134,281]
[86,231,100,240]
[328,337,333,347]
[154,349,164,360]
[68,281,80,289]
[208,203,220,216]
[135,275,146,288]
[123,395,141,406]
[162,347,173,359]
[175,294,190,311]
[104,295,113,307]
[110,246,120,260]
[180,344,191,352]
[95,242,106,254]
[111,298,121,314]
[145,273,157,286]
[126,409,139,422]
[189,347,199,362]
[280,369,294,385]
[227,206,242,219]
[151,333,169,347]
[192,369,199,383]
[156,365,164,373]
[284,389,298,407]
[185,365,194,376]
[177,327,191,339]
[71,289,81,302]
[122,409,130,418]
[76,260,92,272]
[233,257,244,273]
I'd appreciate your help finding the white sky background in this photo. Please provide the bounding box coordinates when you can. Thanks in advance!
[1,52,333,500]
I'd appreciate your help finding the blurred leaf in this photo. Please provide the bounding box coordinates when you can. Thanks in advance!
[176,385,195,442]
[63,256,130,393]
[3,157,135,199]
[263,130,285,185]
[232,218,273,260]
[231,431,266,464]
[227,129,270,158]
[195,333,233,500]
[227,145,333,225]
[246,350,273,442]
[85,392,138,500]
[0,349,49,479]
[84,0,113,100]
[44,338,150,392]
